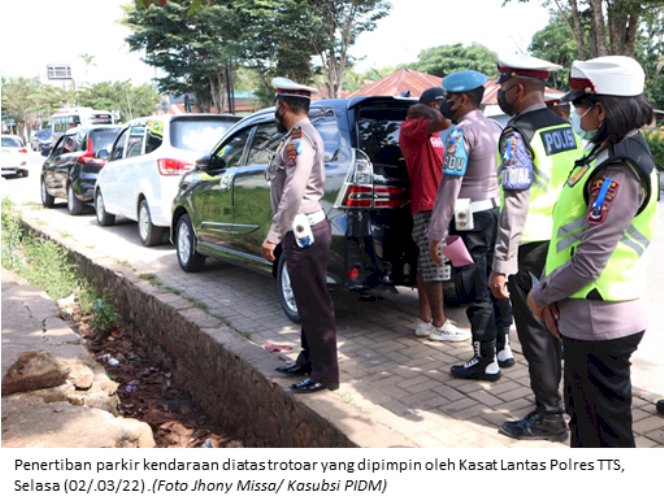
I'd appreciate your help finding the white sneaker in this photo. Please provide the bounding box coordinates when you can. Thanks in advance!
[414,319,433,337]
[429,321,470,342]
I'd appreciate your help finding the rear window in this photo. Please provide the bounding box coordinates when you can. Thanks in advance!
[310,107,342,162]
[90,129,121,154]
[88,113,113,125]
[356,106,409,163]
[170,118,232,152]
[35,130,52,139]
[2,137,22,147]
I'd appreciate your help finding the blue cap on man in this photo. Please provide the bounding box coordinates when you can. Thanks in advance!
[442,70,487,93]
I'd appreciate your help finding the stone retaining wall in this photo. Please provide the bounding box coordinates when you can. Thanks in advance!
[20,219,356,447]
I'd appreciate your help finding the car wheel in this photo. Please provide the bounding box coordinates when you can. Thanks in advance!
[175,213,205,272]
[137,199,164,247]
[95,190,115,226]
[40,177,55,208]
[277,256,300,323]
[67,184,84,215]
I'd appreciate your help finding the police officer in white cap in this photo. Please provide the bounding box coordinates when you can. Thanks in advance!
[427,70,513,381]
[262,77,339,393]
[527,56,659,447]
[488,53,584,441]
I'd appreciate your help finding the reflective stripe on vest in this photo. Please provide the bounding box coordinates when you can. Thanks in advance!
[545,160,658,301]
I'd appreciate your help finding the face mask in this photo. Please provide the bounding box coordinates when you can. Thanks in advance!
[274,107,287,134]
[439,99,456,120]
[570,107,597,141]
[497,89,514,116]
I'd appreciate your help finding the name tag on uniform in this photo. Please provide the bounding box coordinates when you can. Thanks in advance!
[540,128,577,156]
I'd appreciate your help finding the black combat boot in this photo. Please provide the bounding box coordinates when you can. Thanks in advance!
[500,410,568,441]
[657,400,664,416]
[496,327,515,368]
[450,339,501,382]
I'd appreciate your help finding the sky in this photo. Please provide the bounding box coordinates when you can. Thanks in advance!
[0,0,552,86]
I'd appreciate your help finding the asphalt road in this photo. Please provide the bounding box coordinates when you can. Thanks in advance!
[2,151,663,398]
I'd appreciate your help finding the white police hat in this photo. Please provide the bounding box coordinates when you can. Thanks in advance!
[272,77,319,100]
[442,70,487,93]
[497,53,562,83]
[562,56,645,101]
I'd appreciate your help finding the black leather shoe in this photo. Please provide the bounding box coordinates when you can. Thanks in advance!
[275,362,310,377]
[499,410,568,441]
[290,378,339,393]
[657,400,664,416]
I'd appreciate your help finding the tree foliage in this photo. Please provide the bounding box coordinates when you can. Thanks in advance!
[125,0,390,106]
[78,81,160,122]
[413,43,497,78]
[504,0,664,58]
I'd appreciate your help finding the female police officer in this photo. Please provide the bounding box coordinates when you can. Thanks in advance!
[527,56,659,447]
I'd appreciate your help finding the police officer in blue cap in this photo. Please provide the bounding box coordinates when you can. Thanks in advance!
[427,70,513,381]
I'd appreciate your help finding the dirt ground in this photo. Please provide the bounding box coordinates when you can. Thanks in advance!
[66,301,245,448]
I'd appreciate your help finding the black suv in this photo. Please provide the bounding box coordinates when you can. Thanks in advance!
[172,97,457,321]
[40,125,121,215]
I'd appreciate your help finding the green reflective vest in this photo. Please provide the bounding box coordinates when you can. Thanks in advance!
[544,133,659,301]
[498,108,584,243]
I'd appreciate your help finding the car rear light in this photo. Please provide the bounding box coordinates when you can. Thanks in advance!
[18,148,28,154]
[335,149,408,209]
[77,138,106,166]
[158,158,194,176]
[348,266,361,281]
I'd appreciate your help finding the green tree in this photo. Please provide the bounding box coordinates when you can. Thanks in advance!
[78,81,160,121]
[528,13,580,88]
[413,43,497,78]
[504,0,664,58]
[309,1,391,98]
[124,1,238,112]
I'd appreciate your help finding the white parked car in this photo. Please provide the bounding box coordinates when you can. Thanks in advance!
[1,134,29,177]
[94,114,240,246]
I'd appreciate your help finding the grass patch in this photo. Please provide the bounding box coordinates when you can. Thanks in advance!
[2,197,121,336]
[164,286,182,296]
[139,272,162,288]
[184,295,209,312]
[114,258,134,270]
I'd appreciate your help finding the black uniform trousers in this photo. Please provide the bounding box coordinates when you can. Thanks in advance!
[563,331,644,448]
[507,241,563,415]
[451,208,513,342]
[283,220,339,385]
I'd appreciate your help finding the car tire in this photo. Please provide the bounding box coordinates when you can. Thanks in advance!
[67,184,84,215]
[95,190,115,226]
[137,199,164,247]
[40,177,55,208]
[277,256,301,323]
[175,213,205,272]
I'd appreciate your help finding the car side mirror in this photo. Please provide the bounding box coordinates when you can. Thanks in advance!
[196,154,226,173]
[97,149,109,159]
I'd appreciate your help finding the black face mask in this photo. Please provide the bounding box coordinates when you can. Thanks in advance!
[439,99,456,120]
[497,89,515,116]
[275,108,287,134]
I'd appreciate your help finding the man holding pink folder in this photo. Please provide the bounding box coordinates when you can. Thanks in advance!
[428,70,514,382]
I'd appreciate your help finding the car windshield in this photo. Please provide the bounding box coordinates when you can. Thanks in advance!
[170,118,236,152]
[35,130,52,139]
[2,137,22,148]
[90,129,121,154]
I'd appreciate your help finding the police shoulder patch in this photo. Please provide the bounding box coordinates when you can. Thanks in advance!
[291,127,302,140]
[586,177,619,225]
[443,129,467,176]
[285,143,298,167]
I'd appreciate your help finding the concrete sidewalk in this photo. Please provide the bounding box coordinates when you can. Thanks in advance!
[1,268,155,448]
[3,205,664,447]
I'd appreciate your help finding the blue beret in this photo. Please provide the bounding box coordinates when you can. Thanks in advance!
[442,70,487,93]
